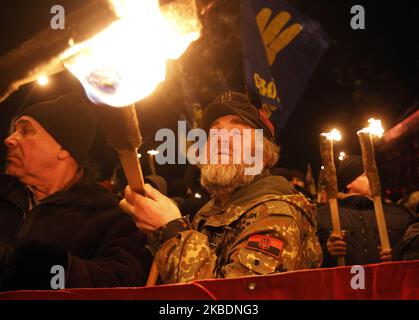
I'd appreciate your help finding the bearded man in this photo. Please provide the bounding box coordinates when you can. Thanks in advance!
[122,92,322,284]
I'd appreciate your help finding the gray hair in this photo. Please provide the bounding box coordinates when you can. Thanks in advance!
[263,137,280,169]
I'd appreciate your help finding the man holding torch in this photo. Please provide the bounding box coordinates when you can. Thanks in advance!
[317,155,415,267]
[122,92,323,284]
[0,93,151,290]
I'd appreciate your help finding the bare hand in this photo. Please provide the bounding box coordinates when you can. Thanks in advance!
[327,233,347,258]
[378,246,392,262]
[120,184,181,233]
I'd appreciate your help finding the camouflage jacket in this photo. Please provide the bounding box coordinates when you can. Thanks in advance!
[150,172,322,284]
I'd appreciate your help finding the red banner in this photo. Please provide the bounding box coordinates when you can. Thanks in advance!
[1,260,418,300]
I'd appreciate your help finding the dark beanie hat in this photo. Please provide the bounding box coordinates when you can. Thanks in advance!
[18,93,97,165]
[337,155,364,192]
[201,91,275,141]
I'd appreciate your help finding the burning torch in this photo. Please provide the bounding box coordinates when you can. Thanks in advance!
[0,0,202,286]
[147,150,160,176]
[357,118,390,252]
[66,0,201,287]
[319,129,345,266]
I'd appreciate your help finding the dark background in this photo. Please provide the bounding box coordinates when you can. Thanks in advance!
[0,0,418,185]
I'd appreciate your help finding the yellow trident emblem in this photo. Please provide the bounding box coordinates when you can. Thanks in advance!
[256,8,303,66]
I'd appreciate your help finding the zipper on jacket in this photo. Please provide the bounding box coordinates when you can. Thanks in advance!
[11,209,28,244]
[16,206,41,240]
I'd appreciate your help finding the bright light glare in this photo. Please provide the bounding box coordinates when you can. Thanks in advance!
[37,75,49,86]
[358,118,384,137]
[147,150,160,156]
[321,128,342,141]
[63,0,201,107]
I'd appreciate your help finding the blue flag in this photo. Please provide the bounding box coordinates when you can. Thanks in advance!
[240,0,330,138]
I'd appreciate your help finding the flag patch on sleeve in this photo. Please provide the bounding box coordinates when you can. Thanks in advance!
[246,235,284,258]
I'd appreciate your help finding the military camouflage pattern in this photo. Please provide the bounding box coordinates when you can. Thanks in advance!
[155,174,323,284]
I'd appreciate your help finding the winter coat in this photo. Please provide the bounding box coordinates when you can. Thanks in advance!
[394,218,419,261]
[0,171,151,290]
[317,195,415,267]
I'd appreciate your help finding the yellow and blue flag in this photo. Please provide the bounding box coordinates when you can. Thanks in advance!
[240,0,330,137]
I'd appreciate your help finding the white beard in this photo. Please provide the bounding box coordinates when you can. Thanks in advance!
[199,163,256,200]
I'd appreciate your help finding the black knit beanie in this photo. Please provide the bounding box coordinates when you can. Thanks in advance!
[18,93,97,165]
[337,155,364,192]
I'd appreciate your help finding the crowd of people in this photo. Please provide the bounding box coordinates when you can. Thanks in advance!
[0,91,417,290]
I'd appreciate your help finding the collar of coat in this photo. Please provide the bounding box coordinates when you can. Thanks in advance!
[337,193,374,209]
[402,220,419,246]
[0,170,117,212]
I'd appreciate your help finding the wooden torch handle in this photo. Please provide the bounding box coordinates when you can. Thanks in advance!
[372,196,391,250]
[357,132,381,197]
[146,262,160,287]
[118,149,145,196]
[319,135,345,266]
[148,154,157,176]
[100,104,160,285]
[358,132,390,251]
[319,136,338,198]
[329,198,345,266]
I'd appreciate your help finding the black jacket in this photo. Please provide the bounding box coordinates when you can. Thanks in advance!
[0,172,151,290]
[317,195,415,267]
[394,218,419,261]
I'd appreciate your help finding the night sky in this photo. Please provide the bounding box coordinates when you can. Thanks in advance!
[1,0,418,182]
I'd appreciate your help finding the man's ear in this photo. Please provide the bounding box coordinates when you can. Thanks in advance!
[57,148,71,160]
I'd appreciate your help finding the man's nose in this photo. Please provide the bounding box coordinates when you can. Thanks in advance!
[4,133,17,148]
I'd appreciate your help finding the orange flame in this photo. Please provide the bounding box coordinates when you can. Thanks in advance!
[62,0,201,107]
[357,118,384,137]
[321,128,342,142]
[147,150,160,156]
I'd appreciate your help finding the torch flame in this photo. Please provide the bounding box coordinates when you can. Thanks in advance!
[37,75,49,86]
[147,150,160,156]
[358,118,384,137]
[62,0,201,107]
[321,129,342,142]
